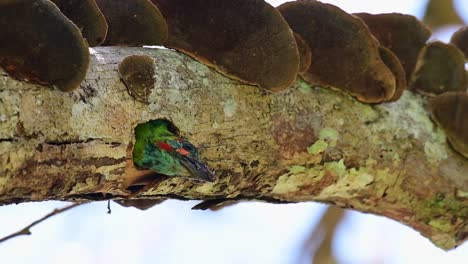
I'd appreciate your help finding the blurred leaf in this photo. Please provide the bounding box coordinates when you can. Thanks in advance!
[423,0,464,29]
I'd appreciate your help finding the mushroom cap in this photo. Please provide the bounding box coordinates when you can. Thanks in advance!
[410,41,467,95]
[431,92,468,159]
[354,12,431,81]
[278,0,395,103]
[0,0,90,92]
[378,46,407,102]
[50,0,108,47]
[293,33,312,74]
[95,0,168,46]
[118,54,155,103]
[151,0,300,91]
[450,26,468,59]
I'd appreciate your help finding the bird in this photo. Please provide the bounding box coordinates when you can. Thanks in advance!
[132,119,216,182]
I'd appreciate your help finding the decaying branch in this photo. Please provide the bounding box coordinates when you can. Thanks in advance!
[0,47,466,250]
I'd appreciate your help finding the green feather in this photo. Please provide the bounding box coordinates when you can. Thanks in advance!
[133,120,175,163]
[133,120,185,174]
[132,119,215,181]
[138,143,188,176]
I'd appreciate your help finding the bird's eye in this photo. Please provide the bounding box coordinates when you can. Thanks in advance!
[183,142,195,152]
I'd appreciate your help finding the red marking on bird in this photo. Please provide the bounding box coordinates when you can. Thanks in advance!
[156,142,173,152]
[177,148,190,156]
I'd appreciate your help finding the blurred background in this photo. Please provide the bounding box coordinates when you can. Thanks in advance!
[1,0,467,263]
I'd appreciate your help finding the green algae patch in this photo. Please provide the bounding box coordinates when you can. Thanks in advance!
[357,103,379,124]
[307,127,339,154]
[429,219,453,232]
[319,127,339,142]
[348,168,374,187]
[420,193,468,223]
[275,158,379,198]
[297,78,312,93]
[272,164,333,195]
[307,139,328,154]
[272,171,311,194]
[317,163,385,199]
[288,165,306,174]
[324,159,347,178]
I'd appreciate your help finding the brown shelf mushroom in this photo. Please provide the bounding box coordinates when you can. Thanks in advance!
[278,1,395,103]
[354,12,431,81]
[0,0,90,92]
[450,26,468,59]
[50,0,108,47]
[379,46,407,102]
[95,0,168,46]
[410,41,466,95]
[118,54,156,103]
[294,33,312,74]
[151,0,299,91]
[431,92,468,159]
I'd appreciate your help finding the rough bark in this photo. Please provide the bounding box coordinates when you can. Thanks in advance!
[0,47,466,250]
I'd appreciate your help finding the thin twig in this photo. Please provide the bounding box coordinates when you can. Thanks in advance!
[0,202,86,244]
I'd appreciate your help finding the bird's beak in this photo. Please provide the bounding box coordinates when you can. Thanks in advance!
[178,155,216,182]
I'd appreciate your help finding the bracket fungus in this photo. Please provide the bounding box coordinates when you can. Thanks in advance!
[293,33,312,74]
[354,12,431,81]
[115,199,164,210]
[50,0,108,47]
[278,0,395,103]
[95,0,168,46]
[410,41,467,95]
[431,92,468,159]
[151,0,299,91]
[118,54,156,103]
[450,26,468,59]
[378,46,407,102]
[0,0,90,92]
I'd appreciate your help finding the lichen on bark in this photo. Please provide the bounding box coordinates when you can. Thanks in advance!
[0,47,466,250]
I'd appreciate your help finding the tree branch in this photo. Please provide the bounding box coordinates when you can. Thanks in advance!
[0,47,466,250]
[0,203,86,244]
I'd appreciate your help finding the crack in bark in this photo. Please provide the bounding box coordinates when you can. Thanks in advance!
[44,139,123,146]
[33,157,127,168]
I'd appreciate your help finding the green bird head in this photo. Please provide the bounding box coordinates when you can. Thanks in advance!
[133,119,216,182]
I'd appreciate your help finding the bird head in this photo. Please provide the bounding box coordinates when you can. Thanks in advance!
[133,120,216,182]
